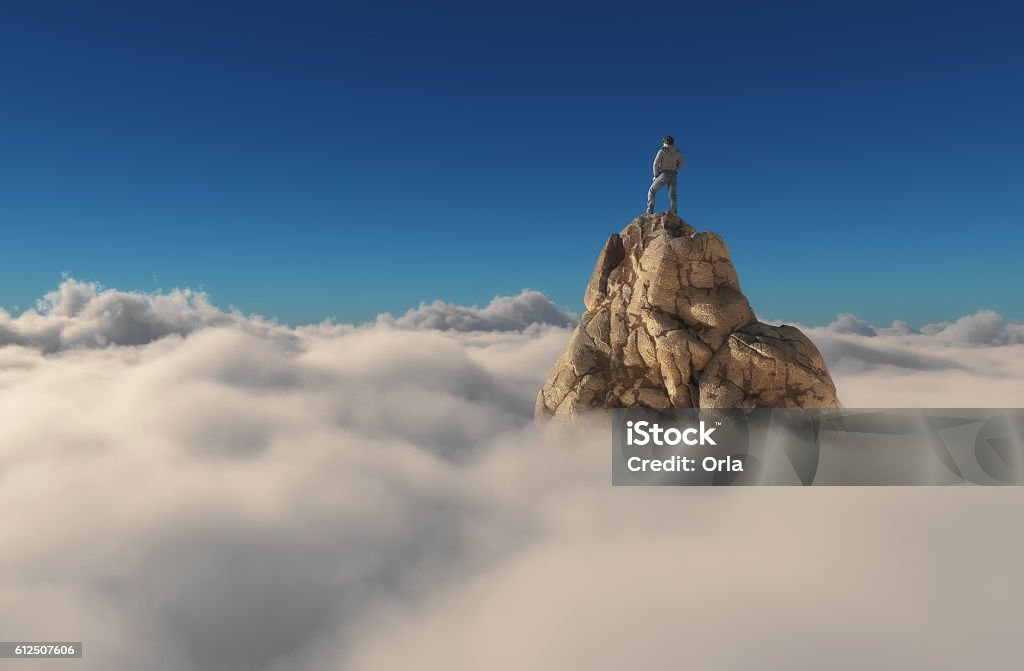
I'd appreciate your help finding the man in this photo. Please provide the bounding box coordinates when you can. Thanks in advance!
[646,135,685,214]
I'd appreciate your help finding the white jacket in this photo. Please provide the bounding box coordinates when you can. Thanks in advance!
[653,144,685,176]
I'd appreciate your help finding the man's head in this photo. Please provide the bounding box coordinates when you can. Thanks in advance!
[663,136,675,146]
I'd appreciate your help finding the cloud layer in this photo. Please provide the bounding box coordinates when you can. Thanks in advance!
[788,313,1024,407]
[378,289,577,332]
[821,309,1024,345]
[0,280,576,354]
[2,281,1024,670]
[0,278,257,352]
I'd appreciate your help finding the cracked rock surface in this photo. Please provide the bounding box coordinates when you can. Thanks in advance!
[536,212,841,420]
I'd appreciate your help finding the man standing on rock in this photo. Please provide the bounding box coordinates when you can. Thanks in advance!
[646,135,685,214]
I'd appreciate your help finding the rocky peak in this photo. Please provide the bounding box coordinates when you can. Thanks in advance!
[536,212,840,420]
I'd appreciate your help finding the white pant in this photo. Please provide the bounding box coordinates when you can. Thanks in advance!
[647,170,678,213]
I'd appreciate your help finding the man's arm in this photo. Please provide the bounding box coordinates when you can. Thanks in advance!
[653,149,664,177]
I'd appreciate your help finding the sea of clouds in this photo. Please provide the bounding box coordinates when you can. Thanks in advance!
[2,279,1024,670]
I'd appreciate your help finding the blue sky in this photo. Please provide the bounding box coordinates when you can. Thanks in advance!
[1,0,1021,325]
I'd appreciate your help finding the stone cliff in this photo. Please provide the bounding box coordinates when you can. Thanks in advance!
[536,212,840,420]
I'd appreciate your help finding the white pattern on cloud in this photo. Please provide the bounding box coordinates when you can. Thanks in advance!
[377,289,577,332]
[820,309,1024,345]
[0,278,258,352]
[823,312,878,337]
[2,282,1024,670]
[0,281,576,353]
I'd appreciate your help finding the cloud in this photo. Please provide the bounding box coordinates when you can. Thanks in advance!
[378,289,577,332]
[824,313,877,337]
[786,311,1024,407]
[818,309,1024,346]
[3,282,1024,670]
[918,309,1024,345]
[0,278,264,353]
[0,281,577,354]
[816,336,962,373]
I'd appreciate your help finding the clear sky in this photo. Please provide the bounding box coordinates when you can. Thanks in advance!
[2,1,1021,325]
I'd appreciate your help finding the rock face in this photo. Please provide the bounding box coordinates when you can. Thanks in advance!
[536,212,840,420]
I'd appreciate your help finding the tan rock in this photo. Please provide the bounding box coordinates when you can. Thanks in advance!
[699,322,840,409]
[584,234,625,311]
[536,212,840,420]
